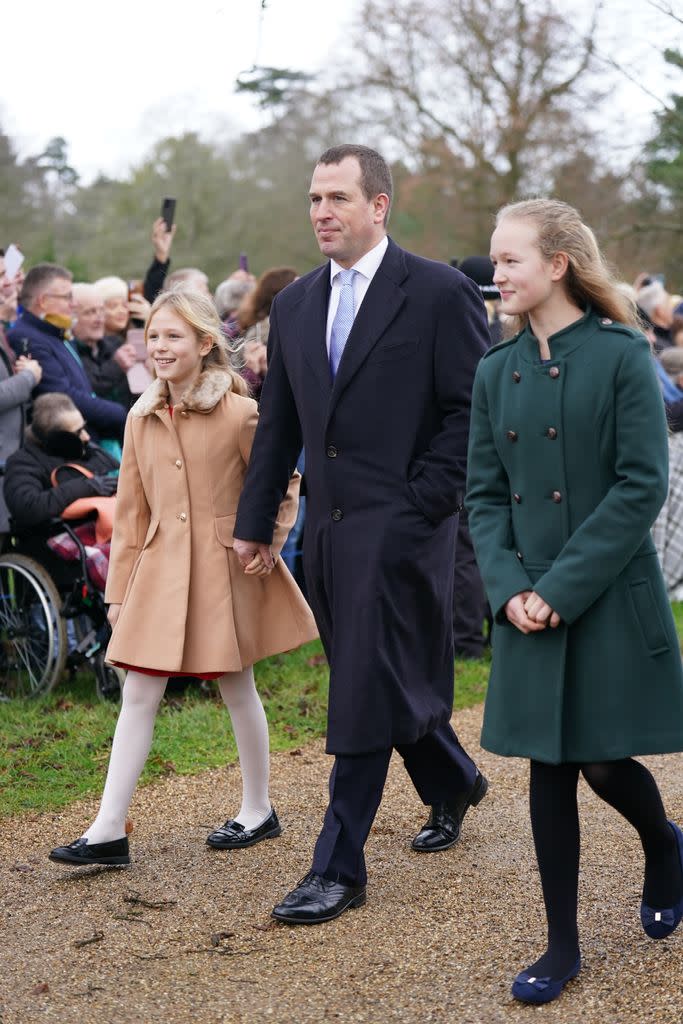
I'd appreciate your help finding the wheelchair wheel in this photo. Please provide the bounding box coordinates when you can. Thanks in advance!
[94,652,125,703]
[0,554,68,698]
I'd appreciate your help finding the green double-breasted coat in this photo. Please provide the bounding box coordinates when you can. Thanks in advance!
[466,307,683,763]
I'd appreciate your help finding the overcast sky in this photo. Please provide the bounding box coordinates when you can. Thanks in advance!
[0,0,681,183]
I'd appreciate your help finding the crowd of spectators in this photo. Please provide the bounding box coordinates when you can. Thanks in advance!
[0,223,681,639]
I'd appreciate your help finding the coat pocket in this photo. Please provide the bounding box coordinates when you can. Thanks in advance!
[142,519,159,549]
[627,578,670,656]
[366,339,419,365]
[214,514,236,548]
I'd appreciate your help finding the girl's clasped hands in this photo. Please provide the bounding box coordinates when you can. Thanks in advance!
[505,590,561,634]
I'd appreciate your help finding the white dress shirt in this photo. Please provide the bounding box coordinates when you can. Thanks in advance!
[325,235,389,354]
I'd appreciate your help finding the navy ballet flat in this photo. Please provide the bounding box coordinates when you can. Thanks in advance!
[511,955,581,1005]
[640,820,683,940]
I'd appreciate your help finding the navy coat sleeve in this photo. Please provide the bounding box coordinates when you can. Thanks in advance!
[407,276,490,523]
[534,337,669,624]
[234,300,302,544]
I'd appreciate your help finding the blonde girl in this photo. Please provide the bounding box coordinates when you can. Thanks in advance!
[50,288,317,866]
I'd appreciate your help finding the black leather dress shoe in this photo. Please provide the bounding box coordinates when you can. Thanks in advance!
[206,808,282,849]
[412,771,489,852]
[48,836,130,866]
[272,871,366,925]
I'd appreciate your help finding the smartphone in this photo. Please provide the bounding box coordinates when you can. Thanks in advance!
[239,251,249,272]
[161,197,176,232]
[4,244,24,279]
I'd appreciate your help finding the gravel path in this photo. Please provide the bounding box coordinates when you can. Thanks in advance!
[2,703,683,1024]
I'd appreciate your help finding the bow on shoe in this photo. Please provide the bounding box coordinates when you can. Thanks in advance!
[641,905,676,931]
[518,974,552,992]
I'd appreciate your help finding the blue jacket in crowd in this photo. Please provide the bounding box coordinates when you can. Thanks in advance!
[7,311,127,440]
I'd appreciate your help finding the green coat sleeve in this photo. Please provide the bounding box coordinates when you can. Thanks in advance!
[534,337,668,624]
[466,360,533,619]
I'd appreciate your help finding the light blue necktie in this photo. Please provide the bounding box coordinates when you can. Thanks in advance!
[329,269,357,380]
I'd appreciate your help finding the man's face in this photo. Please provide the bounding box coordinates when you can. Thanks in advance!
[73,296,106,344]
[309,157,387,269]
[37,276,74,320]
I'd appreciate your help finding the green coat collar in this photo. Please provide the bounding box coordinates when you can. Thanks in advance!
[517,305,598,365]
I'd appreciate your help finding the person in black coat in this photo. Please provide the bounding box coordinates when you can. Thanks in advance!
[234,145,491,924]
[5,392,117,582]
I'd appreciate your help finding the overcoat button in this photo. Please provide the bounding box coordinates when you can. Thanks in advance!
[547,427,558,440]
[552,491,562,503]
[601,318,613,325]
[549,366,560,379]
[506,429,518,442]
[175,459,183,468]
[331,508,343,521]
[513,493,522,504]
[177,512,187,521]
[512,371,521,383]
[516,551,523,561]
[326,445,338,458]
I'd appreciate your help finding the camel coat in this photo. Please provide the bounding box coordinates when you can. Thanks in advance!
[105,369,318,673]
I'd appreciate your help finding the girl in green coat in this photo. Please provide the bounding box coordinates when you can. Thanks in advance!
[467,199,683,1005]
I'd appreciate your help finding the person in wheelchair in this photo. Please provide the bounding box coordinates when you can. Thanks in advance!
[4,392,118,585]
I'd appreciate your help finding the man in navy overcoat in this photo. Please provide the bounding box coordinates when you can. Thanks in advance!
[234,145,491,924]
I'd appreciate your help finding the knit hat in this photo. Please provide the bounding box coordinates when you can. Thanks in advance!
[457,257,500,300]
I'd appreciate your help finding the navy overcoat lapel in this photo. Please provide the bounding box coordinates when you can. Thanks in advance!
[329,239,408,415]
[297,264,332,399]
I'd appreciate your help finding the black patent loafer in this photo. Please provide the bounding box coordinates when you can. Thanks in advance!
[412,771,489,852]
[272,870,366,925]
[49,836,130,866]
[206,808,282,850]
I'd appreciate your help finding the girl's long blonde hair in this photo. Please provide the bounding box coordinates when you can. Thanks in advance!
[145,286,248,396]
[495,199,640,334]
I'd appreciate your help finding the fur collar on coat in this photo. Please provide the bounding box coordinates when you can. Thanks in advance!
[131,369,236,418]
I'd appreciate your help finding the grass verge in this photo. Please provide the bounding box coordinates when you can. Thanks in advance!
[0,639,490,818]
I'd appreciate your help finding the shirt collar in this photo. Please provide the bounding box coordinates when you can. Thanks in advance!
[329,235,389,285]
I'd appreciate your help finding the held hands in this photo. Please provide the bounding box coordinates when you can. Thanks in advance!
[233,538,276,578]
[505,591,561,634]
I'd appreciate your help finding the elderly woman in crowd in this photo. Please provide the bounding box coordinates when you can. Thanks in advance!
[72,284,134,409]
[93,276,151,341]
[654,347,683,599]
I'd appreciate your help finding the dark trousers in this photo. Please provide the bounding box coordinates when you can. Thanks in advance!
[453,510,489,657]
[311,721,477,885]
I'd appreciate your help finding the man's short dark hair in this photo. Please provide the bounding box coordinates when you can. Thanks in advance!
[317,144,393,225]
[20,262,72,310]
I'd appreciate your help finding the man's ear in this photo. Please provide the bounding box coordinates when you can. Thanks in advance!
[373,193,390,225]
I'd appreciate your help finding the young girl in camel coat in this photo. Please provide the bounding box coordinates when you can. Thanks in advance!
[50,287,317,867]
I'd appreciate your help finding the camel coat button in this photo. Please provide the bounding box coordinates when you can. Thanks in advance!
[175,460,183,468]
[177,512,187,521]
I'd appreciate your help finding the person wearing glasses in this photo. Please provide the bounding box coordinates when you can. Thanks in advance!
[7,264,127,442]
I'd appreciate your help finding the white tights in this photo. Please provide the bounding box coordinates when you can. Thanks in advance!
[84,667,271,844]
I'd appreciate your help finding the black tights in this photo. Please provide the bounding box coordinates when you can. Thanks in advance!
[527,758,681,979]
